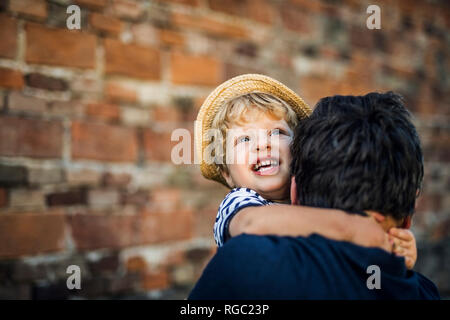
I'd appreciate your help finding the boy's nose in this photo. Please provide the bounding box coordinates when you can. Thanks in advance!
[256,144,271,151]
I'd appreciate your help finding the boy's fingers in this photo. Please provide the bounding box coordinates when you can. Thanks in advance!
[405,257,415,270]
[393,238,412,249]
[389,228,413,241]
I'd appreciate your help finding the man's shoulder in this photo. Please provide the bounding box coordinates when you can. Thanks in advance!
[413,271,441,299]
[221,233,328,260]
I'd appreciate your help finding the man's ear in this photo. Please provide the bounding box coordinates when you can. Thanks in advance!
[401,216,412,229]
[290,176,298,205]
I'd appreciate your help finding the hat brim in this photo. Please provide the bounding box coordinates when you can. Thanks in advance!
[195,74,312,187]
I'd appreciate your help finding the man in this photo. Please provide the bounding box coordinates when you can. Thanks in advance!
[188,92,440,299]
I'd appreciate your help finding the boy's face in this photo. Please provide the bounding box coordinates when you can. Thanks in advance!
[222,112,293,200]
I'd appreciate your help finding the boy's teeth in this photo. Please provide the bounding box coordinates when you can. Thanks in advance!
[253,159,278,171]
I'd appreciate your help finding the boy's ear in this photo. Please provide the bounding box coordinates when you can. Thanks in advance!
[222,170,235,188]
[290,176,299,205]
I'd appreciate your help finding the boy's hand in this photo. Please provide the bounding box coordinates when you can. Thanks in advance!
[389,228,417,270]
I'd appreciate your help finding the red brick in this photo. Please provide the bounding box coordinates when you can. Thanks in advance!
[9,0,47,20]
[67,209,193,250]
[171,52,222,86]
[71,121,138,162]
[151,105,182,123]
[68,213,138,250]
[140,209,193,243]
[0,116,63,158]
[280,2,313,34]
[0,188,7,208]
[172,12,248,39]
[0,68,24,89]
[209,0,273,24]
[159,0,199,6]
[149,188,181,212]
[75,0,108,10]
[247,0,275,24]
[208,0,247,16]
[89,13,123,36]
[159,29,185,48]
[289,0,330,12]
[142,129,174,162]
[104,39,160,80]
[126,256,147,274]
[0,212,66,258]
[0,14,17,59]
[105,82,138,103]
[26,23,96,69]
[86,102,120,122]
[142,269,169,290]
[109,0,144,20]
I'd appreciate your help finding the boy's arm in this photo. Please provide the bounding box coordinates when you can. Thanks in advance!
[229,204,392,252]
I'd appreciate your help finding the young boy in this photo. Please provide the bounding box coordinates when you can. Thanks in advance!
[195,74,417,269]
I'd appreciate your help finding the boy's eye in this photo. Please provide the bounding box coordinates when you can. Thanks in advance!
[236,136,251,144]
[270,129,280,136]
[270,128,289,136]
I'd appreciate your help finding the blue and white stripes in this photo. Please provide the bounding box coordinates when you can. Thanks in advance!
[214,188,272,247]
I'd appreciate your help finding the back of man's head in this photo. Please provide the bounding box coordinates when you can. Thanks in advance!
[291,92,423,221]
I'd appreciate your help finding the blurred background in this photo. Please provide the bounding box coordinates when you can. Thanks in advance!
[0,0,448,299]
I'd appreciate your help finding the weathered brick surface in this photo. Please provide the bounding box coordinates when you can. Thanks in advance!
[104,82,138,103]
[8,92,48,114]
[0,188,7,208]
[68,209,192,250]
[0,165,28,187]
[0,212,65,258]
[0,68,25,90]
[172,12,248,39]
[25,73,69,91]
[26,23,96,68]
[0,117,63,158]
[89,13,123,36]
[0,0,447,299]
[0,14,18,59]
[86,102,120,122]
[9,0,48,20]
[71,121,138,162]
[104,39,160,80]
[171,52,222,86]
[75,0,108,10]
[142,129,174,162]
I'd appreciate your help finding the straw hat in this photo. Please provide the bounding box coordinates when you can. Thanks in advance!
[195,74,312,187]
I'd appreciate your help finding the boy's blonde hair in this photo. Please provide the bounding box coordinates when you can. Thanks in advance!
[211,92,299,175]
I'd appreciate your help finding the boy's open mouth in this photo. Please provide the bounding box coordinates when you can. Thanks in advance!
[251,158,280,175]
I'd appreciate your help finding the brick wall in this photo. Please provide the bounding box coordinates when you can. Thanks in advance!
[0,0,448,299]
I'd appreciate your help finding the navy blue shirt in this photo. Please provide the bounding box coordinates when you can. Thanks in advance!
[188,234,440,300]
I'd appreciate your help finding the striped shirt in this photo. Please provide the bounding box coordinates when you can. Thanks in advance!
[214,188,273,247]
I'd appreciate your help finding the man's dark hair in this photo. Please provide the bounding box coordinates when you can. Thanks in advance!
[290,92,423,220]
